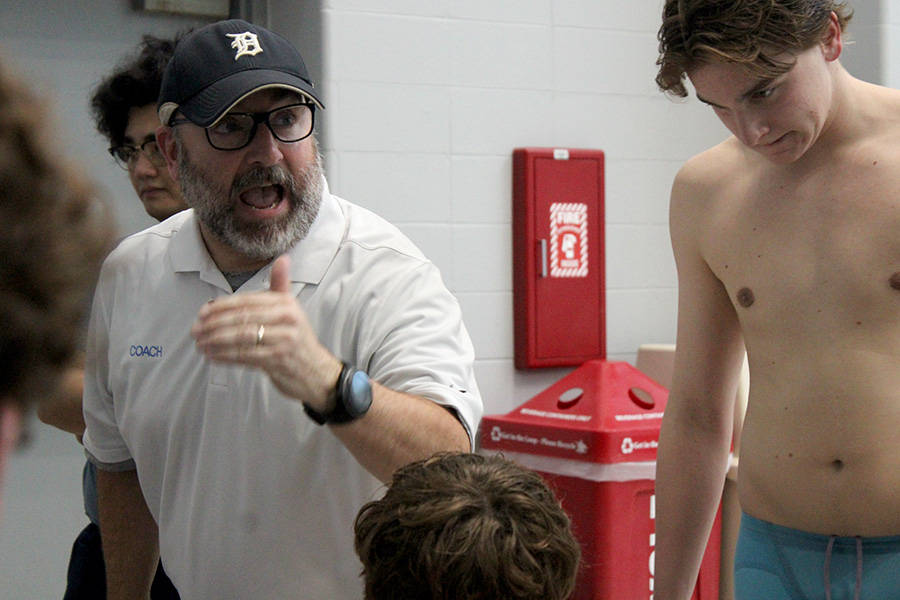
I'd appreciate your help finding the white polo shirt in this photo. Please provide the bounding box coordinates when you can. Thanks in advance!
[83,181,482,600]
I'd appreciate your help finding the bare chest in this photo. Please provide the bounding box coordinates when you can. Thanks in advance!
[705,158,900,339]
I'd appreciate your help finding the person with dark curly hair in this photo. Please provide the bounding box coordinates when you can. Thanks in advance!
[354,452,581,600]
[89,33,189,222]
[0,54,112,524]
[36,33,187,600]
[653,2,900,599]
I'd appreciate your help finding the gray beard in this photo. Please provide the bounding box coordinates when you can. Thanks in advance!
[177,147,324,262]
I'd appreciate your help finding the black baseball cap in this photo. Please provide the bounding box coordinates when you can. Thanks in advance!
[158,19,324,127]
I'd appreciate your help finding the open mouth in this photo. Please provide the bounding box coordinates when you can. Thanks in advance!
[239,184,284,211]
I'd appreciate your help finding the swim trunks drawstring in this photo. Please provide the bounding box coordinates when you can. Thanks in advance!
[824,535,863,600]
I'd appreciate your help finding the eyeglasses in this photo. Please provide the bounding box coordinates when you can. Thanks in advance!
[169,103,315,151]
[108,139,167,171]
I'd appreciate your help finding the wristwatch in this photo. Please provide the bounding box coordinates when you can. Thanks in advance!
[304,363,372,425]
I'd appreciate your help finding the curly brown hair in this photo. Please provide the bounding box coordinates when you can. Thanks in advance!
[90,32,187,148]
[354,452,581,600]
[656,0,853,97]
[0,55,114,409]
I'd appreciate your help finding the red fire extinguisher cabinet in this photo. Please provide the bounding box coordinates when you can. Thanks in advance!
[513,147,606,369]
[481,360,721,600]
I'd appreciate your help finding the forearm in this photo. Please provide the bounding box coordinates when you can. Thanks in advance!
[97,469,159,600]
[36,364,86,438]
[653,414,731,600]
[36,396,86,438]
[331,383,470,483]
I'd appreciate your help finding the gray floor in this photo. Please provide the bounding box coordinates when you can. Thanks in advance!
[1,415,87,600]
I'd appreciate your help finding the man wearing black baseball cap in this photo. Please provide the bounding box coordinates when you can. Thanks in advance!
[82,19,482,600]
[157,19,324,128]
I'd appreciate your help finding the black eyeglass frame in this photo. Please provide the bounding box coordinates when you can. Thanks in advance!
[108,139,166,170]
[168,102,316,151]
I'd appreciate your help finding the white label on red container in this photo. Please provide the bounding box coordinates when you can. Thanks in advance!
[488,426,588,455]
[621,437,659,455]
[489,426,539,446]
[550,202,588,277]
[481,449,658,483]
[520,407,592,422]
[614,412,664,422]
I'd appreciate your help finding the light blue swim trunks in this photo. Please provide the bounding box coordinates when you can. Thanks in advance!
[734,512,900,600]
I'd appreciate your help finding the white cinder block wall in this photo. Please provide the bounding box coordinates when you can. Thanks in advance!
[0,0,883,598]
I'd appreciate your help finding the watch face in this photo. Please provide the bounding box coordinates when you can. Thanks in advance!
[348,370,373,416]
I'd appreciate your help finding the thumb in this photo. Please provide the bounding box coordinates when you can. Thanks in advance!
[270,255,292,293]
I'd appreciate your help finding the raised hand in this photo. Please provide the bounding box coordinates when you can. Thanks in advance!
[191,254,341,407]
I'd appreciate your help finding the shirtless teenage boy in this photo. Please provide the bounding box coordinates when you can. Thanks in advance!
[654,2,900,599]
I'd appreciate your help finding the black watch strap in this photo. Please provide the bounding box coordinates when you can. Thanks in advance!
[303,399,329,426]
[304,363,372,425]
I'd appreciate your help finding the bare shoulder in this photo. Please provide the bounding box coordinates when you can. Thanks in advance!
[669,138,750,231]
[674,139,747,198]
[868,80,900,114]
[853,81,900,145]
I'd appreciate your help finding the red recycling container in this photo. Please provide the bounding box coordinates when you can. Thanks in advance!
[480,360,720,600]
